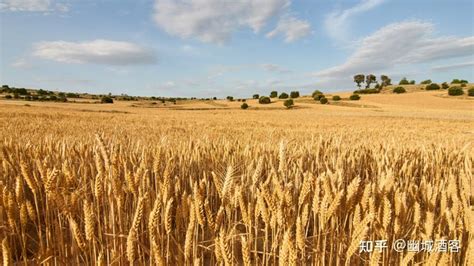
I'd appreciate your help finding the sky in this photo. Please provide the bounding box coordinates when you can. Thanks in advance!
[0,0,473,97]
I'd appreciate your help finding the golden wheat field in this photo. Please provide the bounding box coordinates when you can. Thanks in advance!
[0,89,473,265]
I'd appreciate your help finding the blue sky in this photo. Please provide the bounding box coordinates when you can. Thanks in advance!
[1,0,473,97]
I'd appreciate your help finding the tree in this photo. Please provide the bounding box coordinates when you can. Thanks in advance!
[365,74,376,88]
[441,82,449,89]
[270,91,278,98]
[213,97,217,100]
[448,86,464,96]
[381,75,391,87]
[279,92,289,99]
[253,94,259,99]
[226,96,234,101]
[421,79,432,84]
[349,94,360,100]
[241,103,249,109]
[319,97,328,104]
[283,99,294,108]
[312,90,323,97]
[409,80,415,84]
[290,91,300,98]
[259,96,271,104]
[399,77,409,85]
[353,74,365,89]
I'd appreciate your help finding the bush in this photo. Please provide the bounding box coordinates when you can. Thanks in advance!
[312,90,323,97]
[270,91,278,98]
[226,96,234,101]
[320,97,328,104]
[252,94,259,99]
[5,95,12,99]
[425,83,440,90]
[410,80,415,84]
[468,88,474,96]
[283,99,294,108]
[313,94,325,101]
[448,86,464,96]
[461,83,467,87]
[349,94,360,100]
[101,96,114,103]
[451,79,468,84]
[421,79,432,84]
[213,97,217,100]
[50,95,58,101]
[241,103,249,109]
[332,95,341,101]
[67,93,80,98]
[399,78,409,85]
[290,91,300,98]
[441,82,449,89]
[259,96,271,104]
[393,87,406,94]
[354,88,380,94]
[279,92,289,99]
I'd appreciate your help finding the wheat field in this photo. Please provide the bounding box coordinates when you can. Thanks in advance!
[0,91,473,265]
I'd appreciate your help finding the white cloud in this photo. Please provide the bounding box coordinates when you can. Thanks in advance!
[32,39,157,65]
[266,15,311,42]
[11,57,33,68]
[153,0,290,44]
[315,21,474,80]
[325,0,386,42]
[260,63,291,74]
[431,61,474,72]
[0,0,68,12]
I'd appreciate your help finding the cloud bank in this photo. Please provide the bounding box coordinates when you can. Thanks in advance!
[32,39,157,65]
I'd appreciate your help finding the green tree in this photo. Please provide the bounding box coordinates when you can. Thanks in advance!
[259,96,271,104]
[353,74,365,89]
[421,79,432,84]
[253,94,259,99]
[399,77,409,85]
[279,92,289,99]
[365,74,376,88]
[270,91,278,98]
[283,99,294,108]
[290,91,300,98]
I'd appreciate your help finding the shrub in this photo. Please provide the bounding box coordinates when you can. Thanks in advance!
[50,95,58,101]
[283,99,294,108]
[399,78,409,85]
[421,79,432,84]
[425,83,440,90]
[461,83,467,87]
[213,97,217,100]
[259,96,271,104]
[354,88,380,94]
[66,93,80,98]
[252,94,259,99]
[349,94,360,100]
[448,86,464,96]
[270,91,278,98]
[320,97,328,104]
[279,92,289,99]
[451,79,468,84]
[290,91,300,98]
[313,94,325,101]
[5,95,12,99]
[393,87,406,94]
[312,90,323,97]
[410,80,415,84]
[101,96,114,103]
[332,95,341,101]
[242,99,246,102]
[241,103,249,109]
[226,96,234,101]
[468,88,474,96]
[441,82,449,89]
